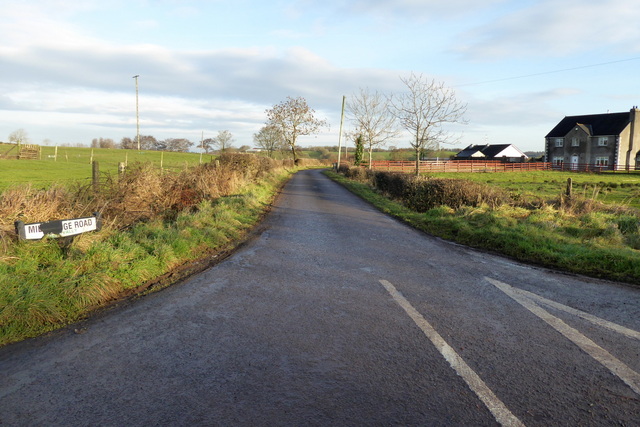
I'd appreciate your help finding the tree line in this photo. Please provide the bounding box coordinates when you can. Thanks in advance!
[94,130,242,153]
[257,73,467,173]
[7,72,467,171]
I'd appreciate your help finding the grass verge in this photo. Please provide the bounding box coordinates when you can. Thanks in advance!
[325,170,640,286]
[0,166,295,347]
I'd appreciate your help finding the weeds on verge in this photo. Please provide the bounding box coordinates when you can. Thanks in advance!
[333,166,640,285]
[0,155,321,346]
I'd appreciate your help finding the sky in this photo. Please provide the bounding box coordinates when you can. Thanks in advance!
[1,0,640,153]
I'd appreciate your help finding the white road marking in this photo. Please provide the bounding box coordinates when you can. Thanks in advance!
[379,279,525,427]
[501,284,640,341]
[486,277,640,396]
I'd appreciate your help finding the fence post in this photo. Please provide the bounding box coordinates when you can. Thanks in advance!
[92,161,99,192]
[118,162,126,175]
[566,178,572,197]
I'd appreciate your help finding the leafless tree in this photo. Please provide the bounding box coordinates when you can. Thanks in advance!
[347,88,399,168]
[163,138,193,152]
[92,137,116,149]
[265,96,327,162]
[389,73,467,175]
[253,125,283,158]
[8,129,30,147]
[201,138,215,154]
[120,137,135,149]
[212,130,235,153]
[101,138,116,149]
[120,135,157,150]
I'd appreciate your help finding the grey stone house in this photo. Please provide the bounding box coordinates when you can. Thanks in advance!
[545,107,640,170]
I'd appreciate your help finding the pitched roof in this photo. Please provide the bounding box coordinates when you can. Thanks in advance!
[545,112,630,138]
[455,144,527,159]
[480,144,518,157]
[455,145,485,158]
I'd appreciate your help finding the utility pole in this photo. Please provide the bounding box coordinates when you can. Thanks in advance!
[133,75,140,151]
[200,131,204,164]
[337,95,345,169]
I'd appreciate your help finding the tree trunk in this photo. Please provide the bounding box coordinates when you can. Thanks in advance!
[415,146,421,176]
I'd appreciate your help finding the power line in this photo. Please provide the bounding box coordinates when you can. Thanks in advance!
[455,56,640,87]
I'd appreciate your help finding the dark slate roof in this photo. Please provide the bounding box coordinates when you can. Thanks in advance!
[456,144,522,159]
[480,144,515,157]
[545,112,630,138]
[455,145,484,158]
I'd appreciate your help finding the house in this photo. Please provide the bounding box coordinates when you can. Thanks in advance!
[545,107,640,170]
[454,144,528,162]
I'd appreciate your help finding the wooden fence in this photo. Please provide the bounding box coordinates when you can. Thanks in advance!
[19,144,40,160]
[362,160,551,173]
[0,143,41,160]
[550,163,640,173]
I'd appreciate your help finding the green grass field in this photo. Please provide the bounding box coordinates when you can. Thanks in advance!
[428,170,640,209]
[0,145,213,190]
[4,145,640,210]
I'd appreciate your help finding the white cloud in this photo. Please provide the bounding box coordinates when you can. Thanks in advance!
[467,88,580,126]
[351,0,504,17]
[455,0,640,59]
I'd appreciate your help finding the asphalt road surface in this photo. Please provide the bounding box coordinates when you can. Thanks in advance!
[1,169,639,426]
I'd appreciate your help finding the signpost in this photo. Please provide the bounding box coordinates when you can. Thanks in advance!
[15,213,102,241]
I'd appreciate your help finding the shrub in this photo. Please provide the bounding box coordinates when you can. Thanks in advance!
[372,171,407,200]
[0,154,297,249]
[294,158,326,167]
[368,171,509,212]
[343,166,369,182]
[217,152,281,180]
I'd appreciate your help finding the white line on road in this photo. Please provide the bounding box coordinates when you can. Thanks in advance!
[379,279,525,427]
[486,277,640,396]
[503,284,640,341]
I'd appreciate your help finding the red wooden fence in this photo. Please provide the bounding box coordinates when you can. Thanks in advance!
[361,160,551,173]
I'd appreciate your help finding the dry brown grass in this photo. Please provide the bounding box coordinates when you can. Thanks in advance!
[0,154,299,253]
[0,185,77,227]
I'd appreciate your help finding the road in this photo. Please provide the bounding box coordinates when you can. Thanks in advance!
[1,169,639,426]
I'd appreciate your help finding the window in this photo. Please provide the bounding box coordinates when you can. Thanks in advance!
[571,137,579,146]
[598,137,608,146]
[595,157,609,166]
[555,138,564,147]
[553,157,564,166]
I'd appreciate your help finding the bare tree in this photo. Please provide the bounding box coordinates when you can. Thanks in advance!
[8,129,30,147]
[164,138,193,152]
[347,88,399,168]
[202,138,215,154]
[100,138,116,149]
[389,73,467,175]
[139,135,158,151]
[92,137,116,149]
[120,137,135,149]
[212,130,234,153]
[253,124,283,158]
[120,135,157,150]
[265,96,327,162]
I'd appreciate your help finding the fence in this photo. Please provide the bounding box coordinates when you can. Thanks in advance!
[362,160,551,173]
[550,163,640,173]
[0,143,41,159]
[0,143,18,159]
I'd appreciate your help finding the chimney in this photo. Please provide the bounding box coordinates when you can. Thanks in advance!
[627,107,640,170]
